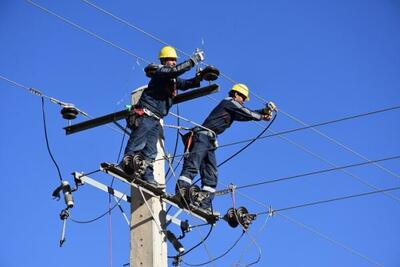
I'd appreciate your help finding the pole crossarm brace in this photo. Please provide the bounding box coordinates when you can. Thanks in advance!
[73,172,185,227]
[64,84,219,135]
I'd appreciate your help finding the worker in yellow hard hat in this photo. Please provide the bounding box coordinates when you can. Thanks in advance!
[174,83,276,212]
[121,46,206,188]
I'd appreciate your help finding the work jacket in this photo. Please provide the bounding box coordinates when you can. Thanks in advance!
[202,97,264,135]
[139,60,200,118]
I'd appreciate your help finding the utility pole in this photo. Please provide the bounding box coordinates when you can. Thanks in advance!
[130,87,167,267]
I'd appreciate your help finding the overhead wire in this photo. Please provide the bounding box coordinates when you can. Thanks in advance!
[182,231,245,266]
[75,0,400,193]
[26,0,150,64]
[233,155,400,191]
[261,186,400,213]
[26,0,400,199]
[220,182,386,267]
[150,104,400,163]
[279,108,400,180]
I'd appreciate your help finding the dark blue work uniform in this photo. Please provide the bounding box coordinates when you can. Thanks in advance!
[124,59,199,183]
[177,97,264,206]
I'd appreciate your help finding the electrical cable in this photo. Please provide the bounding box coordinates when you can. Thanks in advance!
[229,188,263,266]
[151,104,400,163]
[233,155,400,191]
[257,186,400,214]
[279,108,400,181]
[33,0,399,186]
[26,0,150,64]
[182,231,245,266]
[220,181,386,267]
[70,190,126,224]
[218,113,277,168]
[78,0,400,185]
[41,97,63,182]
[168,224,214,259]
[235,216,271,266]
[27,0,400,191]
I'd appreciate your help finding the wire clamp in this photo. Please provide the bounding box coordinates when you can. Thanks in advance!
[268,206,276,217]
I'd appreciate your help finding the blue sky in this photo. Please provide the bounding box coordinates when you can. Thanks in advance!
[1,0,400,266]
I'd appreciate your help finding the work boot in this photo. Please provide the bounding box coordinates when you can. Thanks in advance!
[173,186,190,208]
[121,155,134,175]
[132,154,146,178]
[192,190,213,212]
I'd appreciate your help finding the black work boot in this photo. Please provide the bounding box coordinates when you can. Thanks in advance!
[121,155,134,175]
[173,186,190,208]
[192,190,213,212]
[131,154,146,179]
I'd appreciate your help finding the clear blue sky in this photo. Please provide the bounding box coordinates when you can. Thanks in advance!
[1,1,400,266]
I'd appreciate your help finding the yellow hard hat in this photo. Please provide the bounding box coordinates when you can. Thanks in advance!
[230,83,250,100]
[159,46,178,59]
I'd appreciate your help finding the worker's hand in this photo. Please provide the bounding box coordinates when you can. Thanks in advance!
[190,49,205,65]
[262,112,273,121]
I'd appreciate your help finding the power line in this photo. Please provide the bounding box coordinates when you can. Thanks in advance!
[30,0,400,189]
[26,0,400,190]
[155,104,400,162]
[279,108,400,181]
[268,186,400,213]
[1,73,127,136]
[26,0,150,64]
[222,185,385,267]
[233,155,400,191]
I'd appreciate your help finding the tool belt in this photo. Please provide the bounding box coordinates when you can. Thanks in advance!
[180,127,218,155]
[127,106,160,128]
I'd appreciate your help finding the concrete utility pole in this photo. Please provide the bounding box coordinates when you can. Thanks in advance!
[130,87,167,267]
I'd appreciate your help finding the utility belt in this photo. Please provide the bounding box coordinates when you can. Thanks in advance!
[127,105,161,128]
[181,127,218,155]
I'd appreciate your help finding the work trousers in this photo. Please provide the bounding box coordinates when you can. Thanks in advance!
[178,132,218,193]
[124,116,161,182]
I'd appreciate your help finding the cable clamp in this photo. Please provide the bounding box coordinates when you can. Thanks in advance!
[268,206,276,217]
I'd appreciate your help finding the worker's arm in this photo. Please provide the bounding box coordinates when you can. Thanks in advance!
[226,98,264,121]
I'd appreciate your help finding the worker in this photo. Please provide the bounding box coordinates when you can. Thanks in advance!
[121,46,205,188]
[175,83,274,211]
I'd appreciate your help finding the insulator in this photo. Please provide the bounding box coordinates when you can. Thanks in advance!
[62,181,74,208]
[201,65,220,81]
[237,206,256,229]
[224,208,239,228]
[144,63,159,78]
[61,105,79,120]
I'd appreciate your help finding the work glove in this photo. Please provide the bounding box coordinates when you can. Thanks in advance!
[190,49,205,65]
